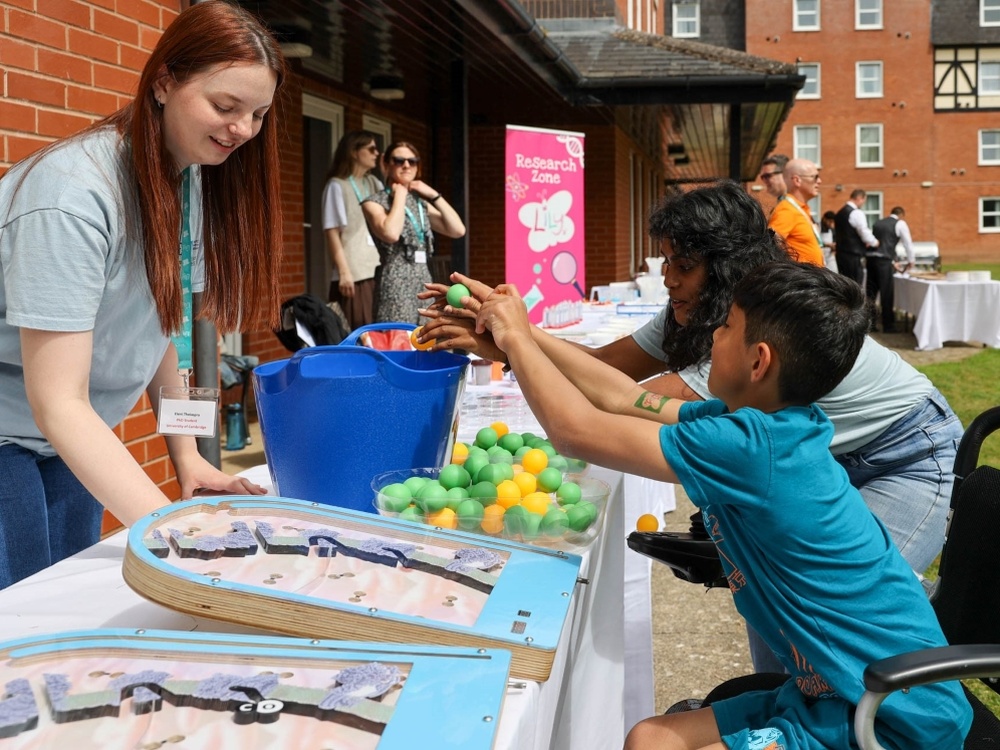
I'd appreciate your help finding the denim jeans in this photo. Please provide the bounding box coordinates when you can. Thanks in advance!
[748,389,962,673]
[0,443,103,590]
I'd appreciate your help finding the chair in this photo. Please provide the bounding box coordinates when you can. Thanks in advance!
[630,406,1000,748]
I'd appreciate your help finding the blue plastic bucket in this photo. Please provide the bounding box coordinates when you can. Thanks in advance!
[252,323,469,511]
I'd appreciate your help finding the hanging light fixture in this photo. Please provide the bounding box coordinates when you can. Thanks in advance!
[368,73,405,101]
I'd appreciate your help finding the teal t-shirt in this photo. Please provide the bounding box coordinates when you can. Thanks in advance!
[0,127,205,455]
[659,400,971,749]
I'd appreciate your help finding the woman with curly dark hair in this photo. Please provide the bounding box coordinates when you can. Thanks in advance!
[418,181,963,641]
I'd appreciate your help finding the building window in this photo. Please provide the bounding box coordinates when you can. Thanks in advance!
[794,125,821,164]
[981,130,1000,164]
[983,0,1000,26]
[794,0,820,31]
[673,1,700,37]
[856,62,883,98]
[797,63,821,98]
[862,193,883,227]
[980,61,1000,94]
[807,195,821,219]
[856,0,882,28]
[980,197,1000,231]
[857,124,883,167]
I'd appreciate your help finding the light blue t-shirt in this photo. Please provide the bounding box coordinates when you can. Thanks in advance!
[0,127,204,455]
[632,309,932,454]
[659,400,971,749]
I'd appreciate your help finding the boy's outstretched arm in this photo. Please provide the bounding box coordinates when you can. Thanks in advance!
[478,285,680,484]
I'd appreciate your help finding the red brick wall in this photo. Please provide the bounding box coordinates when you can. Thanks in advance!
[746,0,997,262]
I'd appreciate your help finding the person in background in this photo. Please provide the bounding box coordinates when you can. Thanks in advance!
[867,206,915,333]
[834,189,879,286]
[758,154,788,209]
[321,130,384,330]
[766,158,824,266]
[0,0,282,589]
[819,210,838,273]
[362,142,465,324]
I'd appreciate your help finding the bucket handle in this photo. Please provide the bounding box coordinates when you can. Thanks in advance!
[341,322,416,347]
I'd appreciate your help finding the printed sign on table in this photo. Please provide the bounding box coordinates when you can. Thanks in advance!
[505,125,586,324]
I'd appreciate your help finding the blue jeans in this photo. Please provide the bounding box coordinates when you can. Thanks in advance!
[0,443,103,590]
[748,389,962,673]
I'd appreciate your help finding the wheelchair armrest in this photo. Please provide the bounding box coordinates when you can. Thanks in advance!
[855,644,1000,750]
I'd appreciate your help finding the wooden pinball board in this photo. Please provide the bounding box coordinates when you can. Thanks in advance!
[0,629,511,748]
[123,497,584,681]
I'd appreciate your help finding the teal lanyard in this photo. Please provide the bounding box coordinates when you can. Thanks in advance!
[171,167,194,382]
[401,193,427,246]
[348,175,370,203]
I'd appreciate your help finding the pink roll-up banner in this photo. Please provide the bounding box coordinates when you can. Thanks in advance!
[504,125,586,324]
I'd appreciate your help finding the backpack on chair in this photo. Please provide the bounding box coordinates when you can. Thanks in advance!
[273,294,350,352]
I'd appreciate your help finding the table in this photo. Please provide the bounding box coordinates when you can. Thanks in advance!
[0,466,630,750]
[893,274,1000,351]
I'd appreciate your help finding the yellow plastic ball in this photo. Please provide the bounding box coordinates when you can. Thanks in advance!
[410,326,436,351]
[426,507,458,530]
[636,513,660,532]
[512,471,537,497]
[451,442,470,465]
[490,421,509,438]
[521,448,549,475]
[481,504,505,534]
[522,491,553,516]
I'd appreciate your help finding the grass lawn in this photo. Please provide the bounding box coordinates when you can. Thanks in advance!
[942,261,1000,278]
[916,348,1000,714]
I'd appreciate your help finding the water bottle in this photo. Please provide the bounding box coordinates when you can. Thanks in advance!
[224,403,247,451]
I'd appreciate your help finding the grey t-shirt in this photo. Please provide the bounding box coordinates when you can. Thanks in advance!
[0,127,204,455]
[631,309,932,454]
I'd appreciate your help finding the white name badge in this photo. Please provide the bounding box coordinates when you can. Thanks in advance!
[414,250,427,264]
[157,386,220,437]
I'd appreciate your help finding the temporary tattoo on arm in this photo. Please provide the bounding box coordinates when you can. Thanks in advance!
[634,391,668,413]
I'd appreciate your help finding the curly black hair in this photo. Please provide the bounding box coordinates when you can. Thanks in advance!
[647,181,787,372]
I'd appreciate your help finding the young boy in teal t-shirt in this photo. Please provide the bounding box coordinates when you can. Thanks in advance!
[470,261,971,750]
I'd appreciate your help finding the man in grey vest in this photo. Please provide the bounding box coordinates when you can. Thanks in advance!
[869,207,915,333]
[833,189,879,286]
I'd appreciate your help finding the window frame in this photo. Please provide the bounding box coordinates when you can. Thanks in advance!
[797,63,821,99]
[856,123,884,168]
[793,125,822,165]
[856,61,884,98]
[982,0,1000,26]
[980,129,1000,165]
[856,0,883,29]
[980,61,1000,94]
[672,1,700,38]
[793,0,821,31]
[862,193,883,228]
[980,197,1000,232]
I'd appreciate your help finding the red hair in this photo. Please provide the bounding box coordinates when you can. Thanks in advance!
[105,0,287,333]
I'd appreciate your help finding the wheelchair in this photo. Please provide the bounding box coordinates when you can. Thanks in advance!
[628,406,1000,749]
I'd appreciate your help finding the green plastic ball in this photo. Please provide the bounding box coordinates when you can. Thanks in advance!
[486,445,514,464]
[446,283,471,308]
[456,499,485,530]
[463,453,490,482]
[475,427,499,449]
[438,463,472,490]
[541,509,569,537]
[469,481,498,505]
[415,482,448,513]
[403,476,430,494]
[399,506,424,524]
[537,467,563,492]
[556,481,582,506]
[498,432,525,453]
[378,483,412,513]
[475,463,506,486]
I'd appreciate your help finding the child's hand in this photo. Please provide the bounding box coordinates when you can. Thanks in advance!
[416,312,506,361]
[476,284,530,352]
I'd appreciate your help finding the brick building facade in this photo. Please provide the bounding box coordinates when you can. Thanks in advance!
[666,0,1000,262]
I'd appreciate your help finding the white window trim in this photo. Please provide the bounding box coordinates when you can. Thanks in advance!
[793,125,822,165]
[979,197,1000,232]
[856,0,883,29]
[361,114,393,152]
[302,94,345,155]
[855,61,884,98]
[862,192,883,228]
[797,62,821,99]
[672,1,700,38]
[979,61,1000,94]
[856,123,884,168]
[980,129,1000,165]
[793,0,821,31]
[982,0,1000,26]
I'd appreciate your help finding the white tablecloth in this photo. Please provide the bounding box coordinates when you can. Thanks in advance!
[894,274,1000,351]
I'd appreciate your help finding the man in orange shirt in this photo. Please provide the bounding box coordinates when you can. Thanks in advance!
[767,158,824,266]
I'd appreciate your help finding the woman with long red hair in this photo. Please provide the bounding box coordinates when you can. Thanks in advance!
[0,1,286,588]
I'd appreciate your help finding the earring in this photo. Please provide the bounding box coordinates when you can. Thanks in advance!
[156,98,163,109]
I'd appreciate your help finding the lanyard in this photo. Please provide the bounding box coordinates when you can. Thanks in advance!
[171,167,194,385]
[403,195,427,246]
[348,175,371,203]
[783,195,822,248]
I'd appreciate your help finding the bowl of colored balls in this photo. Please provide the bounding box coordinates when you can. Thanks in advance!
[371,465,609,552]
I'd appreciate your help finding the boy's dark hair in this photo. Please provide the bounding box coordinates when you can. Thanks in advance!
[648,181,787,372]
[733,261,870,405]
[761,153,789,171]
